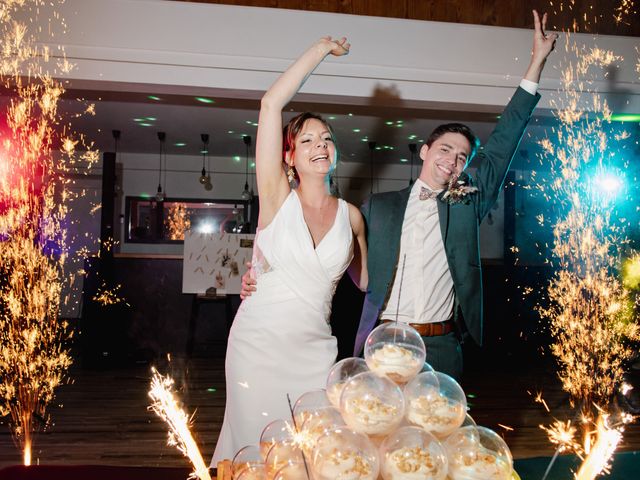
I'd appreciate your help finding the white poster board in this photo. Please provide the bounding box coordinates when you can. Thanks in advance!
[182,231,255,294]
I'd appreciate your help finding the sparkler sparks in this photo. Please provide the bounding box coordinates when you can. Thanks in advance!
[0,0,96,464]
[541,419,581,453]
[532,5,640,476]
[536,31,639,418]
[575,414,625,480]
[148,368,212,480]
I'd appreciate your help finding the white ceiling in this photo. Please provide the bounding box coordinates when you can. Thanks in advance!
[50,86,557,171]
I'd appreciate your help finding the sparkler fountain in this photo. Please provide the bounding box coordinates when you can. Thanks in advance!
[149,367,213,480]
[533,2,640,477]
[0,0,97,465]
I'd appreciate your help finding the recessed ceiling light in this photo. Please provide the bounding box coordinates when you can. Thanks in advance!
[148,95,161,101]
[352,128,360,133]
[139,123,153,127]
[400,158,408,162]
[611,113,640,122]
[195,97,215,104]
[174,142,186,147]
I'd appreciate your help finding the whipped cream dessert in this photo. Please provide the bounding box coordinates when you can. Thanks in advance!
[314,448,376,480]
[382,446,445,480]
[300,410,344,453]
[448,450,512,480]
[367,344,422,383]
[406,390,465,437]
[327,381,346,408]
[343,396,402,435]
[265,442,298,477]
[233,463,264,480]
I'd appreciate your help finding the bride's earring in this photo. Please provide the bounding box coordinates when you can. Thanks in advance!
[287,164,295,183]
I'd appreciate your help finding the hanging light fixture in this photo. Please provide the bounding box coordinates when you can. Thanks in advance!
[155,131,166,202]
[408,143,417,185]
[112,130,122,194]
[241,135,252,200]
[204,136,213,191]
[199,133,209,185]
[368,140,377,194]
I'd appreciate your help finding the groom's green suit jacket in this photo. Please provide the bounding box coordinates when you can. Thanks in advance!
[354,87,540,355]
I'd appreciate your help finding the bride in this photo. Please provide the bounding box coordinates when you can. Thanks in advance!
[211,36,367,463]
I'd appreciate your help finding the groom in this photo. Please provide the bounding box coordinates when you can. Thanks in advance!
[354,10,557,379]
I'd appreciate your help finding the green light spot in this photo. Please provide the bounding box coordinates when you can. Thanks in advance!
[148,95,161,101]
[408,134,417,140]
[467,393,477,399]
[352,128,360,133]
[250,162,256,168]
[207,388,217,392]
[195,97,215,104]
[252,122,258,127]
[228,130,235,134]
[200,150,209,154]
[139,123,153,127]
[328,116,336,120]
[375,146,382,151]
[133,118,144,122]
[610,113,640,122]
[347,113,353,117]
[245,120,253,125]
[400,158,408,162]
[385,121,393,126]
[233,156,241,162]
[361,138,368,142]
[174,142,186,147]
[146,116,157,121]
[396,120,403,124]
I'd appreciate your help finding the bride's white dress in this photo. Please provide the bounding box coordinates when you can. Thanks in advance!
[211,190,353,463]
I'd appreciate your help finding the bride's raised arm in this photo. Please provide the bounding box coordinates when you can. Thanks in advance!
[255,36,350,228]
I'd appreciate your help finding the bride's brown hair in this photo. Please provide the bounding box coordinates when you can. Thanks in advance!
[282,112,340,196]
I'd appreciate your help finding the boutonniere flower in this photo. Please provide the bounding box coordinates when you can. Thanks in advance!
[440,172,478,205]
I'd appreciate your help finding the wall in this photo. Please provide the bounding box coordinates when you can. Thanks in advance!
[17,0,640,112]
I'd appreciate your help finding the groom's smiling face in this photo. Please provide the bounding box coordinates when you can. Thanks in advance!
[419,132,471,189]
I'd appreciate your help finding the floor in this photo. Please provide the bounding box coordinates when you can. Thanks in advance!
[0,342,639,469]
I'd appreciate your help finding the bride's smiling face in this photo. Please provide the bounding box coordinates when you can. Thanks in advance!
[289,118,336,180]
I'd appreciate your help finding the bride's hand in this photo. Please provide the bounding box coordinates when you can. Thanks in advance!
[319,36,350,57]
[240,262,256,300]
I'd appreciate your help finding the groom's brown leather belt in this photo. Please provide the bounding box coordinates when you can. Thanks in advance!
[382,319,454,337]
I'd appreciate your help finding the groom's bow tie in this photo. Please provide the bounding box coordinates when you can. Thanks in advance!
[419,186,438,201]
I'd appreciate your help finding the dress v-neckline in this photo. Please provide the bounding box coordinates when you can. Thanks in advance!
[292,190,340,251]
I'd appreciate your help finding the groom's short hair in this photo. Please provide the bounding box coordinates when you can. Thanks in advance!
[426,123,480,163]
